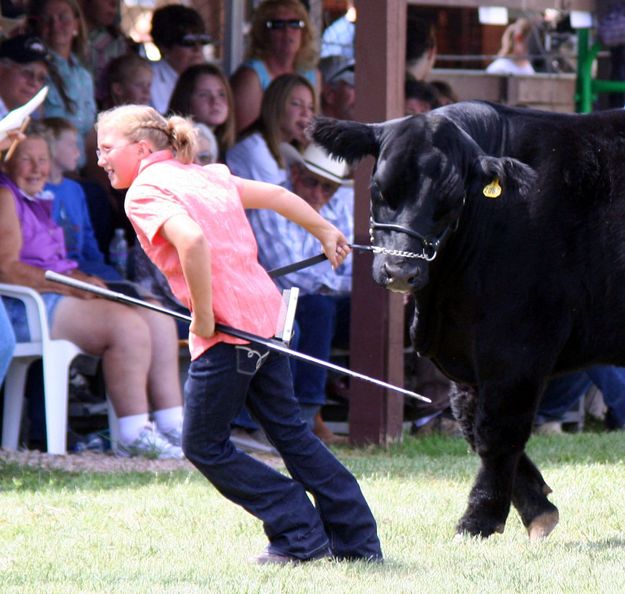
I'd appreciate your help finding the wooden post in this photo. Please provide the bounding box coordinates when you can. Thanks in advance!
[349,0,407,445]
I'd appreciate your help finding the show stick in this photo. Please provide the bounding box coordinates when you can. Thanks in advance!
[44,270,430,403]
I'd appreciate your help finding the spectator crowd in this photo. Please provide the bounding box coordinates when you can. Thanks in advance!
[0,0,622,464]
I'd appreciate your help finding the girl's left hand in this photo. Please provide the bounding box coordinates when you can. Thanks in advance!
[318,225,351,269]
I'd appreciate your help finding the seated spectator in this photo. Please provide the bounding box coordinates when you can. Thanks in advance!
[226,72,315,186]
[251,142,353,444]
[79,0,133,107]
[27,0,96,168]
[404,78,440,115]
[83,54,154,263]
[104,52,152,108]
[0,128,185,458]
[35,117,123,280]
[0,133,20,388]
[149,4,210,114]
[405,16,437,81]
[536,366,625,433]
[0,33,49,120]
[318,55,355,121]
[193,122,219,166]
[320,1,356,59]
[0,299,16,387]
[230,0,318,134]
[430,80,458,106]
[168,63,235,162]
[486,18,536,75]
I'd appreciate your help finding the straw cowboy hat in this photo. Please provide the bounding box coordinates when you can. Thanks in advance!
[280,142,352,185]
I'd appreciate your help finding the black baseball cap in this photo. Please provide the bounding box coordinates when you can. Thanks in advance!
[0,34,49,64]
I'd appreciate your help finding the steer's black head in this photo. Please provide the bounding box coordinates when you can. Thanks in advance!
[311,112,535,293]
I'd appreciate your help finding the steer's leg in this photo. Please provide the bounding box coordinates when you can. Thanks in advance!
[449,383,477,448]
[511,453,559,540]
[455,378,538,538]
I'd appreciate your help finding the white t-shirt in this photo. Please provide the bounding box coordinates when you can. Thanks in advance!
[486,58,535,75]
[150,59,178,114]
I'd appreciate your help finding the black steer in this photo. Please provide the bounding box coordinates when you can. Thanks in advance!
[311,101,625,540]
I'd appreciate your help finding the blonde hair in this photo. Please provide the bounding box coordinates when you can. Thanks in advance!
[497,18,533,58]
[248,0,318,71]
[96,105,198,164]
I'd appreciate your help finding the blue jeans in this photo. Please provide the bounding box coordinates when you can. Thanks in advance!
[2,293,64,342]
[0,300,16,384]
[291,295,350,406]
[182,342,382,560]
[538,366,625,428]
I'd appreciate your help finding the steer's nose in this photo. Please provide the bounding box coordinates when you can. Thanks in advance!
[382,261,422,293]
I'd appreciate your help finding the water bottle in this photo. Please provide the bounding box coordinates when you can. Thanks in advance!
[109,228,128,279]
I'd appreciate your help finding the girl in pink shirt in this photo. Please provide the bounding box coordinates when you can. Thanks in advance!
[96,105,382,565]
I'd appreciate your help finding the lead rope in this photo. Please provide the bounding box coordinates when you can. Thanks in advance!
[351,243,428,260]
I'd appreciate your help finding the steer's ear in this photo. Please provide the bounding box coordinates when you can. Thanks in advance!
[471,155,537,199]
[309,117,379,163]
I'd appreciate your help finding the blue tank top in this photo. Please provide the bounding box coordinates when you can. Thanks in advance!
[243,58,316,90]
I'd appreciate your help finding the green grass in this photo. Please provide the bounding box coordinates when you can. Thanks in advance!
[1,433,624,594]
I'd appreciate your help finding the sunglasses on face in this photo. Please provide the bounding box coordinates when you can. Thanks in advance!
[299,173,338,196]
[176,33,212,48]
[265,19,305,30]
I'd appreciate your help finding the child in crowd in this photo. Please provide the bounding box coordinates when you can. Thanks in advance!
[486,18,536,75]
[36,117,119,280]
[95,104,383,564]
[104,52,153,109]
[168,63,236,162]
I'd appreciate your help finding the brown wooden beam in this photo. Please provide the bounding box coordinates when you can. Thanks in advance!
[349,0,407,445]
[407,0,595,9]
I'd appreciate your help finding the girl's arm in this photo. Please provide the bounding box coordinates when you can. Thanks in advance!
[237,178,351,268]
[158,213,215,339]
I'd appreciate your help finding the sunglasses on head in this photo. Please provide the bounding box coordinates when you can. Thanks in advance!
[265,19,305,30]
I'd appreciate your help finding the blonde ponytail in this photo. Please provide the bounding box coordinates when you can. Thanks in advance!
[165,116,197,164]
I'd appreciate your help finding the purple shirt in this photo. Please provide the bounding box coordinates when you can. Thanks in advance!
[0,173,77,274]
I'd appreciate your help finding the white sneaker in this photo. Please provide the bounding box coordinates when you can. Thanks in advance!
[116,426,184,460]
[535,421,563,435]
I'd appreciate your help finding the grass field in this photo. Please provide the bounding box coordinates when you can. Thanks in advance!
[1,432,624,594]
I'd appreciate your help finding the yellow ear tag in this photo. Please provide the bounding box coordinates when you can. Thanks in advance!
[483,178,502,199]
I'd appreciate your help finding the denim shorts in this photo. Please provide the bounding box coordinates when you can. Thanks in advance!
[2,292,65,342]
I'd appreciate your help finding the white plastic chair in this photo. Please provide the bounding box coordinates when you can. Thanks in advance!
[0,283,118,455]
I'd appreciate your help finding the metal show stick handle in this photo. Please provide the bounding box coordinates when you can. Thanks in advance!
[44,271,430,403]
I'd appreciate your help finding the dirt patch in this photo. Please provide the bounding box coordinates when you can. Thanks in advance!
[0,448,283,474]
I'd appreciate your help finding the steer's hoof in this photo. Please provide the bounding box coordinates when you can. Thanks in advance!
[455,516,505,539]
[527,510,559,541]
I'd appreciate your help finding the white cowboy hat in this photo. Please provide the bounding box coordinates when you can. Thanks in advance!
[280,142,352,186]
